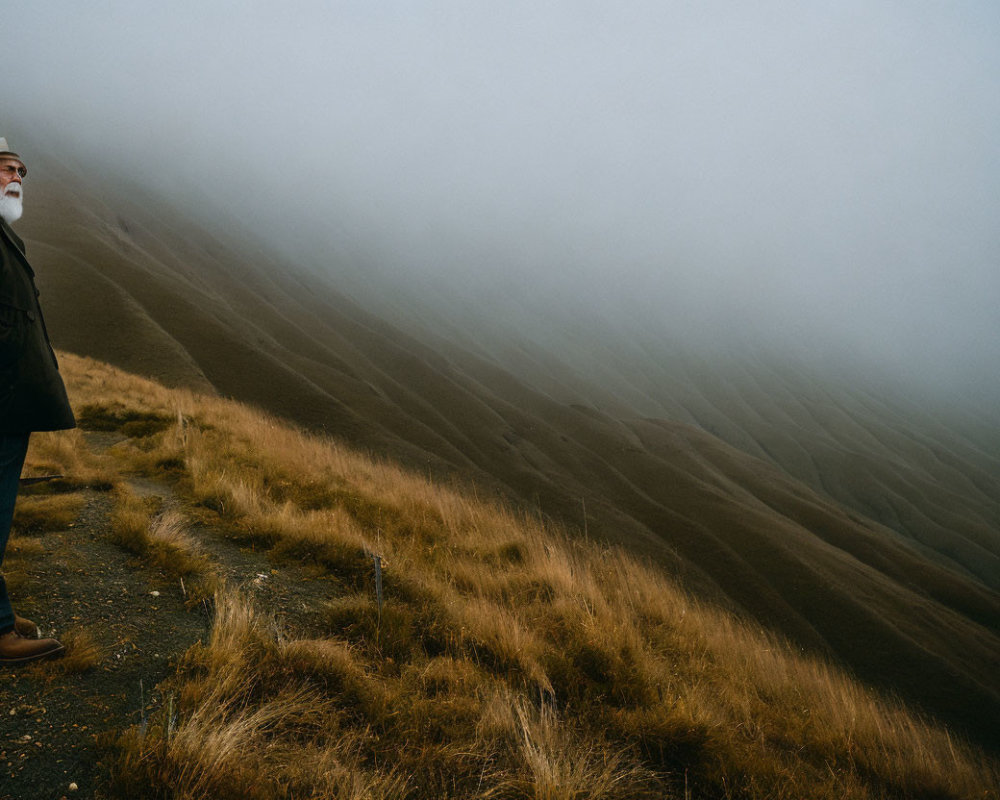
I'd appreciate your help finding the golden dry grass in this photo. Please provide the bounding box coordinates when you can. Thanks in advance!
[23,427,117,491]
[56,627,103,674]
[6,435,95,610]
[11,493,85,534]
[7,427,112,596]
[109,485,218,604]
[50,352,1000,800]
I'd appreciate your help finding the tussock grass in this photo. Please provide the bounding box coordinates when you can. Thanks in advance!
[0,566,29,598]
[7,427,111,598]
[23,428,117,491]
[109,485,218,604]
[103,591,409,800]
[499,699,656,799]
[76,402,174,437]
[4,536,45,559]
[54,353,1000,799]
[109,484,159,552]
[57,628,102,673]
[12,493,85,533]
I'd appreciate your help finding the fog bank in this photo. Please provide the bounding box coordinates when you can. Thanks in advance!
[7,1,1000,410]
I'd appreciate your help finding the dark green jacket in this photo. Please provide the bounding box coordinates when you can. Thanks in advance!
[0,217,75,433]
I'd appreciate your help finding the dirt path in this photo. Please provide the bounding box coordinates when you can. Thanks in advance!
[1,434,339,800]
[1,488,208,800]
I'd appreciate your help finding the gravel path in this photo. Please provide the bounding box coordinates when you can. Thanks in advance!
[1,489,209,800]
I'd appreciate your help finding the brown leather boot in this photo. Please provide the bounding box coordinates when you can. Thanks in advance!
[14,614,38,639]
[0,629,64,664]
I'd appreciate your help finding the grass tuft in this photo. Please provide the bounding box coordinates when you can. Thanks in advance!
[108,486,218,604]
[76,403,173,436]
[57,628,103,673]
[23,428,117,491]
[12,493,85,533]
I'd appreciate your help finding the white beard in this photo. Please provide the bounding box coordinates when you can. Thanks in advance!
[0,186,23,224]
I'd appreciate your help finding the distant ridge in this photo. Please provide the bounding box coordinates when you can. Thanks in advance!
[20,147,1000,750]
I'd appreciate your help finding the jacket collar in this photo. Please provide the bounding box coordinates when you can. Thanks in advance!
[0,216,26,256]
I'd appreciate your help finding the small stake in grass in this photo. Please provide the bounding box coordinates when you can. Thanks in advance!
[138,679,148,736]
[373,554,383,628]
[166,693,176,741]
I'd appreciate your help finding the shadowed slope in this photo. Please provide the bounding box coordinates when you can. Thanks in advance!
[18,151,1000,750]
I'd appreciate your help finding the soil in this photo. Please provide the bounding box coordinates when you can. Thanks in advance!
[0,432,339,800]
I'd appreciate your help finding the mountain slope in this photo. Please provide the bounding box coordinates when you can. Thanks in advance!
[17,150,1000,749]
[13,352,998,800]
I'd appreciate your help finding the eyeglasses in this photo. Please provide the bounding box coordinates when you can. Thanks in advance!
[0,164,27,180]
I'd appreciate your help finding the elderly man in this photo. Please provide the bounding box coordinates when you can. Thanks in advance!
[0,137,75,663]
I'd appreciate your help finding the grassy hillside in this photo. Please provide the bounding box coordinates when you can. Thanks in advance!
[17,153,1000,750]
[18,353,998,799]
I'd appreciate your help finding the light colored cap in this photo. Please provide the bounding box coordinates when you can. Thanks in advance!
[0,138,26,176]
[0,137,24,161]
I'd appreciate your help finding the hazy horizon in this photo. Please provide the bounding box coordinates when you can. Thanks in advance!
[7,2,1000,412]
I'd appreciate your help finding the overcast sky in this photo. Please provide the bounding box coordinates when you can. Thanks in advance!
[7,1,1000,405]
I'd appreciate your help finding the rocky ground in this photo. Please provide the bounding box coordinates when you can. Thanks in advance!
[1,433,338,800]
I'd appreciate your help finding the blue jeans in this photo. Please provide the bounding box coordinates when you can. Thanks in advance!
[0,433,30,633]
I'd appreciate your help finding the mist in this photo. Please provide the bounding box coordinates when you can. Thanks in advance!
[7,1,1000,410]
